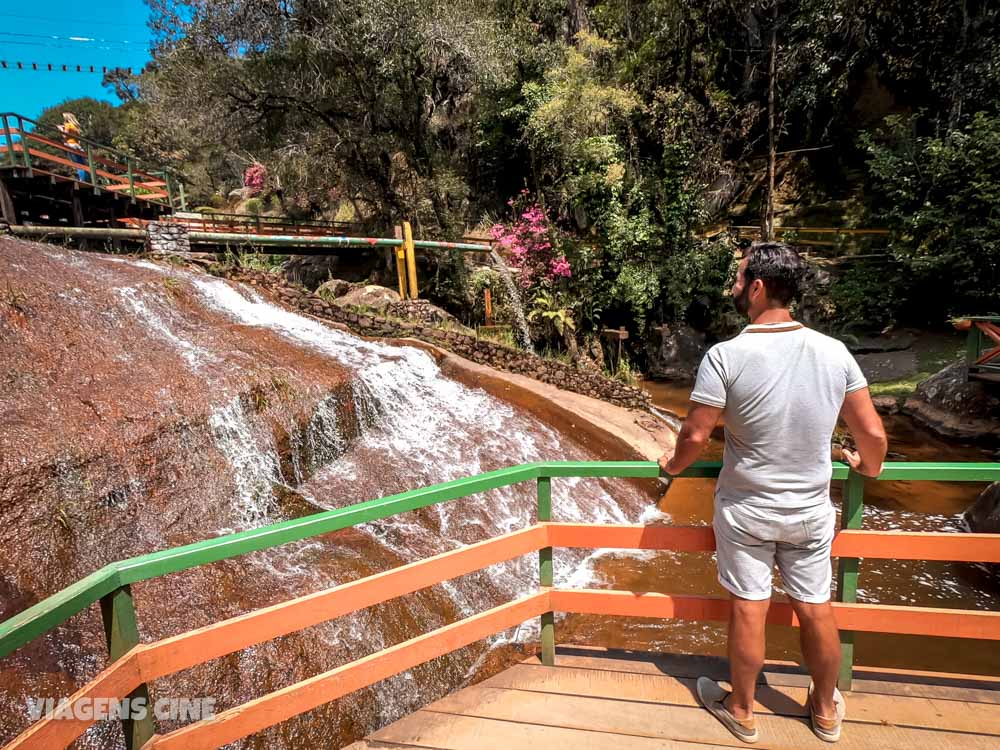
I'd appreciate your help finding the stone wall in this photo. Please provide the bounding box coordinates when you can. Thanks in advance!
[147,222,191,255]
[226,269,651,410]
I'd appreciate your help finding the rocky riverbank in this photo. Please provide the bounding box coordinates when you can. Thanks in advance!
[224,268,652,411]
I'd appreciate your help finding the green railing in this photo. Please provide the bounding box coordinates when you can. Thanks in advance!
[0,112,186,211]
[1,460,997,749]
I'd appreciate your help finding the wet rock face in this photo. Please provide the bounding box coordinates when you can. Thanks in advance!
[0,239,656,749]
[0,237,359,743]
[645,323,707,382]
[964,482,1000,534]
[904,361,1000,442]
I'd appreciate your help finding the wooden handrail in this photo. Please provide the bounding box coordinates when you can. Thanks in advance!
[549,589,1000,640]
[5,519,1000,750]
[544,523,1000,562]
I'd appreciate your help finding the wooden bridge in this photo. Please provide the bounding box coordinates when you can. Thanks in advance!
[0,112,184,228]
[956,316,1000,384]
[0,460,998,750]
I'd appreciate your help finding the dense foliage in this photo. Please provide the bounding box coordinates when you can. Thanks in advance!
[87,0,999,351]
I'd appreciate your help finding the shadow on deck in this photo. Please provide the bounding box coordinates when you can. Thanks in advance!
[348,647,1000,750]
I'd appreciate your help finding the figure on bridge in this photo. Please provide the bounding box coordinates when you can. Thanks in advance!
[56,113,87,182]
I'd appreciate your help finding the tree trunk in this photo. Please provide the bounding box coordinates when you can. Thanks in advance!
[567,0,589,43]
[761,5,777,242]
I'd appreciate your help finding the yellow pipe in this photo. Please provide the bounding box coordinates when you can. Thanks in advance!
[403,220,418,300]
[395,246,408,299]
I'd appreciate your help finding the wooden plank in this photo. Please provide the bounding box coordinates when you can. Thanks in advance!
[551,589,1000,640]
[138,526,548,681]
[481,663,1000,733]
[370,710,727,750]
[422,685,1000,750]
[545,524,715,552]
[544,524,1000,563]
[534,650,1000,705]
[2,651,142,750]
[143,593,549,750]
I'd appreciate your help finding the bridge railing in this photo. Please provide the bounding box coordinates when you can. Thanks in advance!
[1,461,998,750]
[0,112,186,211]
[956,316,1000,378]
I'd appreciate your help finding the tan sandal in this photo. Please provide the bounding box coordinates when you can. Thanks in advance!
[696,676,759,743]
[808,682,846,742]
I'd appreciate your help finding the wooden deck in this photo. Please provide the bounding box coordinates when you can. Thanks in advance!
[347,647,1000,750]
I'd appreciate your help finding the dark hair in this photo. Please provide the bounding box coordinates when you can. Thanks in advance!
[743,241,809,306]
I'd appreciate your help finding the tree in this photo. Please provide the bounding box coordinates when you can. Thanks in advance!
[126,0,520,230]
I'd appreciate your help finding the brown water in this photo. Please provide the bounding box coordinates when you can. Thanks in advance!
[558,380,999,676]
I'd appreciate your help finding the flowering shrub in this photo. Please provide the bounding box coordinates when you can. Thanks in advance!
[490,193,571,288]
[243,163,267,195]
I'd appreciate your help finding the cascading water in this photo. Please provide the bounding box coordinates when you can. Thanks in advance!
[0,241,657,750]
[488,249,535,353]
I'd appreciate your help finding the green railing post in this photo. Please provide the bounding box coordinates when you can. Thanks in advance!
[967,325,983,368]
[99,585,155,749]
[164,172,175,209]
[836,470,864,691]
[537,475,555,666]
[86,143,98,189]
[3,115,16,168]
[127,158,136,202]
[17,116,31,172]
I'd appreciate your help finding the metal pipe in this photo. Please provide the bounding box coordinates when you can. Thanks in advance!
[10,225,494,253]
[11,225,145,239]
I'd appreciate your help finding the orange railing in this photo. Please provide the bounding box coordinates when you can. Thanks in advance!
[6,520,999,750]
[0,112,183,210]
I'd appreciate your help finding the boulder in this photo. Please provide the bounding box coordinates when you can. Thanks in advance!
[646,323,707,382]
[316,278,352,300]
[963,482,1000,534]
[385,299,475,334]
[333,284,401,311]
[903,361,1000,442]
[283,250,384,289]
[849,333,917,354]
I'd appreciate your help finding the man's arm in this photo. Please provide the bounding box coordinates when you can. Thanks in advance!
[659,402,723,477]
[839,387,888,477]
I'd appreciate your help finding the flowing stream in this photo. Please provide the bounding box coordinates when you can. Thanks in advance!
[488,249,534,353]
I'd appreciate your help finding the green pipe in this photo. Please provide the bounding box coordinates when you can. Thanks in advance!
[10,224,493,252]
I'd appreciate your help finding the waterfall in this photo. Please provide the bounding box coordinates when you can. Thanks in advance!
[208,398,283,525]
[0,243,656,750]
[488,249,535,354]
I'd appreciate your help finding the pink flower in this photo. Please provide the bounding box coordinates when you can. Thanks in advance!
[548,256,572,278]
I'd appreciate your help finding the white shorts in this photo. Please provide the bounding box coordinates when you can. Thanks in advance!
[713,499,836,604]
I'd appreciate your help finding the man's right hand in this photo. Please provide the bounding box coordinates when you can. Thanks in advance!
[842,447,882,478]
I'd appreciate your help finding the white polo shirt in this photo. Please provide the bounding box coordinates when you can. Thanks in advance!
[690,321,868,509]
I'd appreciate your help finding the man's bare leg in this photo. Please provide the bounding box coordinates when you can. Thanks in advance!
[790,598,840,717]
[724,596,771,720]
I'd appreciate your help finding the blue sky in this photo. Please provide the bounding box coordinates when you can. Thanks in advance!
[0,0,154,120]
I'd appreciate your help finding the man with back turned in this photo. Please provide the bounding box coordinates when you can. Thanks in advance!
[659,242,887,743]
